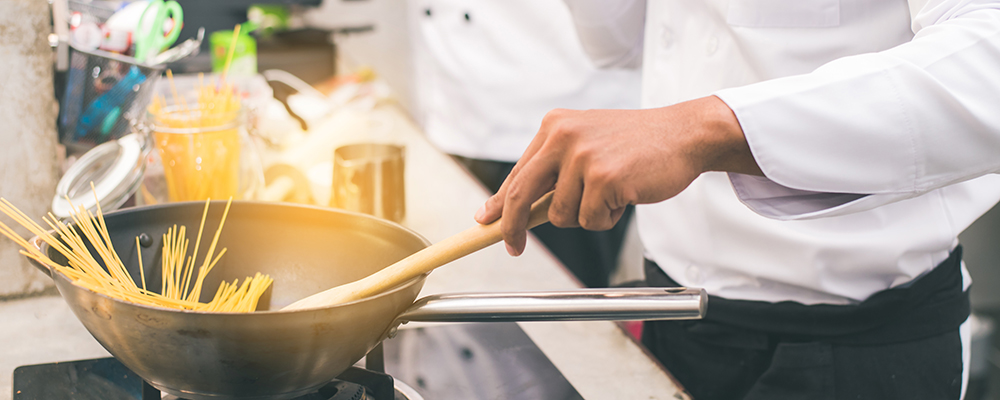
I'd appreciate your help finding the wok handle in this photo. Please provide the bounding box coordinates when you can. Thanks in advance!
[395,287,707,323]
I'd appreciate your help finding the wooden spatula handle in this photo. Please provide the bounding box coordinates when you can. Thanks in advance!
[283,192,554,310]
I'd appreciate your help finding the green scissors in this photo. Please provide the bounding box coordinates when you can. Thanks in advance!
[133,0,184,64]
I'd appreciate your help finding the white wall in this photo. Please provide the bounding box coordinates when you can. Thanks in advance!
[0,1,61,297]
[302,0,415,113]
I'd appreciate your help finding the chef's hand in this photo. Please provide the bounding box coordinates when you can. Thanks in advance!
[475,95,762,256]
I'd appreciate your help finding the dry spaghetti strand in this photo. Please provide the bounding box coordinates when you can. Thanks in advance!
[151,26,244,203]
[0,195,271,312]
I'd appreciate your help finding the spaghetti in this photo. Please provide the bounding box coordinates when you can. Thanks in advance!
[0,194,272,313]
[148,70,243,202]
[147,26,246,202]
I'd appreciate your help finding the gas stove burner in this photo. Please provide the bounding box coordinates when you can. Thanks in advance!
[13,358,421,400]
[312,380,369,400]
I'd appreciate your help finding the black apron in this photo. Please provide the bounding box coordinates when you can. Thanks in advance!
[642,246,969,400]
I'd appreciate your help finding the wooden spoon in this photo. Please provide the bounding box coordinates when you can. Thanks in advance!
[282,192,554,311]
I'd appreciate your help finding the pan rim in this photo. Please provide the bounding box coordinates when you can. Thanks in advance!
[40,200,432,315]
[46,268,429,315]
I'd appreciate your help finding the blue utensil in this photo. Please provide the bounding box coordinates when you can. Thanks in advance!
[133,0,183,64]
[74,66,148,140]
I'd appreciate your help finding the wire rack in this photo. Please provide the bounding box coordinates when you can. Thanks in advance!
[58,45,164,151]
[68,0,117,21]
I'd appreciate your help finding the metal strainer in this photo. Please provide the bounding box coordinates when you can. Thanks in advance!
[58,45,164,152]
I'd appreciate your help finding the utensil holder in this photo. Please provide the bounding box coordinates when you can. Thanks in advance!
[58,45,164,152]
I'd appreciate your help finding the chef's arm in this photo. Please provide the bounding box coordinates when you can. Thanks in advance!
[561,0,646,68]
[715,0,1000,220]
[475,96,762,256]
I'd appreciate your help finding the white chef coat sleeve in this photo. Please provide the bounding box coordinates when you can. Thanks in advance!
[561,0,646,68]
[714,0,1000,221]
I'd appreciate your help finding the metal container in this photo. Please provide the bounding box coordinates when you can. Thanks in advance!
[59,46,163,151]
[331,143,406,222]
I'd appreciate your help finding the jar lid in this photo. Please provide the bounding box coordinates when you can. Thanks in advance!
[52,133,146,219]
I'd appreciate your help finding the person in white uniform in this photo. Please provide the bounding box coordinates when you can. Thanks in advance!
[409,0,641,287]
[474,0,1000,398]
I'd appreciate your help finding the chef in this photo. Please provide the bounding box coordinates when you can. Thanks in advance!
[475,0,1000,399]
[407,0,641,287]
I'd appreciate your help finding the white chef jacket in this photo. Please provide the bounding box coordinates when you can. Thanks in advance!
[408,0,641,162]
[564,0,1000,305]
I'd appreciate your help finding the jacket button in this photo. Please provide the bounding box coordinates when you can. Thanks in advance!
[659,26,673,49]
[706,36,718,55]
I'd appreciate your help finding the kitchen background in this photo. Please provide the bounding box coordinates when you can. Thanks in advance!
[0,0,997,399]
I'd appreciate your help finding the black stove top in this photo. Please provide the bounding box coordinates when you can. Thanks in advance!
[13,359,397,400]
[12,322,583,400]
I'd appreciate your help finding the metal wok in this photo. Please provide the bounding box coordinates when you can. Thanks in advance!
[28,201,706,400]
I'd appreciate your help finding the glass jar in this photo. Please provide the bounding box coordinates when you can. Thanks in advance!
[147,105,262,202]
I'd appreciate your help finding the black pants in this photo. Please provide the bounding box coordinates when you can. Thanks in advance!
[643,248,969,400]
[453,156,632,288]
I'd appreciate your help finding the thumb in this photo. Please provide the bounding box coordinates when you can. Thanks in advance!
[475,193,505,224]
